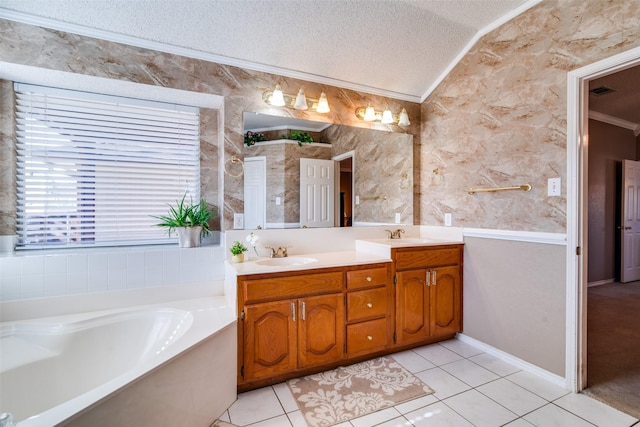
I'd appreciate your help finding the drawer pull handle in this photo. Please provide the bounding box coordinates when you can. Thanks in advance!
[367,303,373,308]
[426,271,430,286]
[366,276,372,282]
[367,335,373,340]
[301,301,306,320]
[432,270,437,285]
[291,302,296,321]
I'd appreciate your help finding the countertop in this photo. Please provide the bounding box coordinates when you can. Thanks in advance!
[228,250,392,276]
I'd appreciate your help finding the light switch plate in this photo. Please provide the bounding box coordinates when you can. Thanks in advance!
[444,213,452,227]
[275,197,281,205]
[548,177,561,196]
[395,213,401,224]
[233,213,244,229]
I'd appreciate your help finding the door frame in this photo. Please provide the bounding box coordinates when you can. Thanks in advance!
[567,46,640,392]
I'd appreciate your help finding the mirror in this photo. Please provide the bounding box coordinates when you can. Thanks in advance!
[243,112,413,229]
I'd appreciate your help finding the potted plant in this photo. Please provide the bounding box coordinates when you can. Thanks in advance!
[230,241,248,263]
[154,194,214,248]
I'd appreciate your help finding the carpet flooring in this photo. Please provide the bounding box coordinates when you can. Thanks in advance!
[584,281,640,419]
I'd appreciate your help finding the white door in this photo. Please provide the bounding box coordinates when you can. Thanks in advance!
[244,157,266,230]
[621,159,640,282]
[300,158,334,228]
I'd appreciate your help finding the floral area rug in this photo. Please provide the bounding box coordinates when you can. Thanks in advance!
[287,356,434,427]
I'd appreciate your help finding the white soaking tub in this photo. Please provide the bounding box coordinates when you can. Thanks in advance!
[0,297,237,427]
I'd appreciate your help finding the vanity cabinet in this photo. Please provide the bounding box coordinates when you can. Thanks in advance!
[237,263,391,391]
[345,266,393,357]
[394,245,463,347]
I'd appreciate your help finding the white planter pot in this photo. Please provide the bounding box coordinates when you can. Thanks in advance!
[176,226,202,248]
[231,253,245,263]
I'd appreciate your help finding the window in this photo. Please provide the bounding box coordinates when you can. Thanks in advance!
[15,83,200,249]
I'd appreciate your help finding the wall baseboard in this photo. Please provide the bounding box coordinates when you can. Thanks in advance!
[587,278,615,287]
[456,333,569,390]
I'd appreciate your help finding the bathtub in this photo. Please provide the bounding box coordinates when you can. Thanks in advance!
[0,297,237,427]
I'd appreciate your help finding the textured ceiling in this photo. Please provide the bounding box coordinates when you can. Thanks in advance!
[0,0,529,101]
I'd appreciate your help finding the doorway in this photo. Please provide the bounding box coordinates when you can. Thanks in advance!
[333,151,355,228]
[568,46,640,398]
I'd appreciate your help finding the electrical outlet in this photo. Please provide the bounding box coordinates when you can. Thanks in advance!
[233,213,244,229]
[275,197,281,205]
[395,213,401,224]
[548,177,561,196]
[444,213,452,227]
[355,196,360,205]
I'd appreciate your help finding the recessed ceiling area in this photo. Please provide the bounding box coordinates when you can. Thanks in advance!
[589,65,640,126]
[0,0,530,102]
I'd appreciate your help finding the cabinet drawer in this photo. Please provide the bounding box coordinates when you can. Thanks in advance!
[346,287,388,322]
[242,272,343,303]
[346,267,388,290]
[346,318,387,355]
[395,247,460,270]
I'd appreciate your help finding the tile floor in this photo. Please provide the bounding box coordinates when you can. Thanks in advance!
[219,339,639,427]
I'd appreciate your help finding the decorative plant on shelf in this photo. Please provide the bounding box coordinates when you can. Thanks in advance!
[281,130,314,146]
[229,240,248,263]
[153,194,215,248]
[244,131,266,146]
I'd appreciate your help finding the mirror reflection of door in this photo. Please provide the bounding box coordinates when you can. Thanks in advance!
[300,158,335,228]
[244,156,266,230]
[337,155,353,227]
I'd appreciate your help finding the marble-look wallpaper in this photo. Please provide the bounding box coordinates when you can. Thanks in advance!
[325,125,413,225]
[420,0,640,233]
[0,19,419,233]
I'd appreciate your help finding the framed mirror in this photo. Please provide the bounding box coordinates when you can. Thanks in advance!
[242,112,413,229]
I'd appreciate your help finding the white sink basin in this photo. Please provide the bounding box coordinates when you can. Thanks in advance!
[256,257,318,266]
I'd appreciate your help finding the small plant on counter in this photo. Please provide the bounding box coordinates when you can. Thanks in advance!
[281,130,314,147]
[230,241,248,255]
[244,131,266,146]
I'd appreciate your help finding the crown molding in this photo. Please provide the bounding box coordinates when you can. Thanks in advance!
[589,110,640,136]
[0,9,421,103]
[420,0,543,103]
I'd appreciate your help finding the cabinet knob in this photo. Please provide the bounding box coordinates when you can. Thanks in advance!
[367,335,373,341]
[366,276,372,282]
[367,303,373,308]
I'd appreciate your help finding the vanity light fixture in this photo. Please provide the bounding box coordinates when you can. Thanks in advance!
[355,105,411,127]
[293,89,308,110]
[263,85,330,113]
[364,105,376,121]
[381,107,394,124]
[270,84,286,107]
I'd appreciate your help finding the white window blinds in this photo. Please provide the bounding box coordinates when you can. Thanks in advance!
[14,83,200,249]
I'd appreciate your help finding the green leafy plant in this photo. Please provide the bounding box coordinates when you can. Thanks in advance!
[153,194,214,237]
[281,130,314,146]
[244,131,266,146]
[230,240,248,255]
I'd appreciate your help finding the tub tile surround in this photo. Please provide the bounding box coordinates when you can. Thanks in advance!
[0,244,226,305]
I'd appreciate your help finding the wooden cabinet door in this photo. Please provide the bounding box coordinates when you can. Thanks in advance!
[298,293,344,368]
[244,300,297,381]
[396,269,430,345]
[430,265,461,336]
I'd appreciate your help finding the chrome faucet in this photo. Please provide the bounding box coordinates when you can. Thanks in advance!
[266,246,288,258]
[385,229,405,239]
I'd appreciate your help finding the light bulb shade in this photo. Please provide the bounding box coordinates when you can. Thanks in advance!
[381,108,394,124]
[293,89,308,110]
[270,84,286,106]
[316,92,330,113]
[364,105,376,121]
[398,108,411,127]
